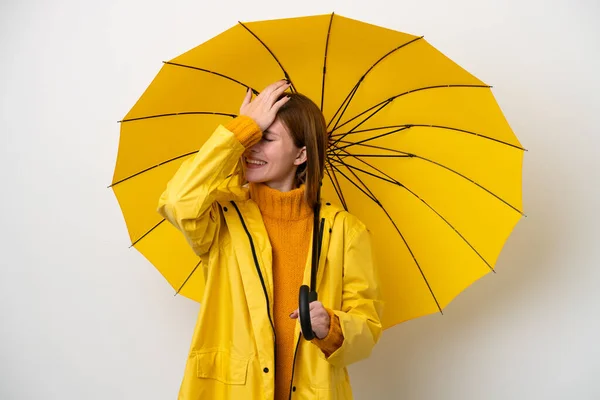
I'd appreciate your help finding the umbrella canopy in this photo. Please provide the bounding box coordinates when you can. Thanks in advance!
[111,13,525,330]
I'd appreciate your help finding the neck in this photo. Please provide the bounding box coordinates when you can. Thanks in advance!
[260,172,297,193]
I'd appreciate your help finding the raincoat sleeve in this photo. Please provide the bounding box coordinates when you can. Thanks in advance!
[324,221,384,368]
[157,116,261,256]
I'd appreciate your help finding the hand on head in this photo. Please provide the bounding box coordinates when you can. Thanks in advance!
[239,80,291,131]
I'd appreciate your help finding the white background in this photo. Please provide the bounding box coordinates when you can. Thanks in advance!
[1,0,599,399]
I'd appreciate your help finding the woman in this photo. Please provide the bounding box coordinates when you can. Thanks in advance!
[158,79,383,399]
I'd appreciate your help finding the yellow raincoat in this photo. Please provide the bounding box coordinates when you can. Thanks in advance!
[158,124,384,399]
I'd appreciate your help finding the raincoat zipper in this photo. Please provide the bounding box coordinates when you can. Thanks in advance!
[230,201,277,374]
[288,217,326,399]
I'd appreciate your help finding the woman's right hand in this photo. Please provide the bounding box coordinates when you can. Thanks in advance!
[239,80,291,131]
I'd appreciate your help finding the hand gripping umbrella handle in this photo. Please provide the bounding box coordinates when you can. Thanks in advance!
[299,285,318,340]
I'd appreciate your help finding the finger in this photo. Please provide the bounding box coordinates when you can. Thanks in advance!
[259,79,288,99]
[289,309,299,319]
[309,301,323,311]
[310,304,328,320]
[269,81,291,102]
[310,317,325,336]
[311,313,326,328]
[312,314,329,331]
[241,87,252,107]
[271,95,291,113]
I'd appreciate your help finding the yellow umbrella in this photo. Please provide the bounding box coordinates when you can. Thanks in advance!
[111,13,525,330]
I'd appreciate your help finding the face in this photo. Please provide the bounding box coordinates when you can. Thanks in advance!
[243,118,307,192]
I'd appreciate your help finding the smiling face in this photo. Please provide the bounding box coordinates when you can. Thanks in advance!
[243,118,307,192]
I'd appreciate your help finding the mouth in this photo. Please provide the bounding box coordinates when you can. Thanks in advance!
[245,157,267,167]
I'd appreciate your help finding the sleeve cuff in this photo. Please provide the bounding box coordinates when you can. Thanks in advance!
[224,116,262,148]
[311,307,344,357]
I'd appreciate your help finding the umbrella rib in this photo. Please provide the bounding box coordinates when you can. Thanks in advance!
[329,152,378,201]
[163,61,260,95]
[109,150,198,188]
[119,111,236,123]
[176,259,203,296]
[331,125,411,136]
[328,163,378,204]
[320,12,335,112]
[328,81,361,131]
[328,36,424,131]
[332,99,395,146]
[337,154,412,158]
[328,162,443,314]
[335,139,525,216]
[129,219,166,248]
[325,160,348,210]
[331,148,402,185]
[332,124,526,151]
[335,126,410,151]
[238,21,297,93]
[337,154,495,272]
[330,84,490,135]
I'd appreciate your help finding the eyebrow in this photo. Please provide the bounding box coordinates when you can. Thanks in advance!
[263,130,279,136]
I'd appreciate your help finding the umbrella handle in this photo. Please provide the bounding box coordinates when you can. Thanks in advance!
[299,285,318,340]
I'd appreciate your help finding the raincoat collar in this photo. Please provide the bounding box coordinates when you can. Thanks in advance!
[249,182,312,221]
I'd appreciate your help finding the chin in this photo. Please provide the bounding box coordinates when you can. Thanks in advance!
[244,173,267,184]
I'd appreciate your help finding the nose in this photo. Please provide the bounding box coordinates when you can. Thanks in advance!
[244,145,259,159]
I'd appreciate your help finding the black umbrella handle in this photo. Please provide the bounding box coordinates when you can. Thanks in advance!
[299,285,318,340]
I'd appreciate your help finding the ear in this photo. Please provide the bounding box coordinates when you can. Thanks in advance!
[294,146,307,166]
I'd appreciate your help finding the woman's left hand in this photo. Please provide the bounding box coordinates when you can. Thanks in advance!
[290,301,330,339]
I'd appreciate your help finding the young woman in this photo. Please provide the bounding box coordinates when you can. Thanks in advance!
[158,79,383,399]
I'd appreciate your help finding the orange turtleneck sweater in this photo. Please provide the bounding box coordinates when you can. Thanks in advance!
[226,116,344,399]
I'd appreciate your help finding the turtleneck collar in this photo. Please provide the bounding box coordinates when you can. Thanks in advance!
[249,182,313,221]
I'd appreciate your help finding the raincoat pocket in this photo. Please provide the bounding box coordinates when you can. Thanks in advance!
[194,349,249,385]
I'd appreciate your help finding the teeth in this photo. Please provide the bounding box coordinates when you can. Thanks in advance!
[246,158,266,165]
